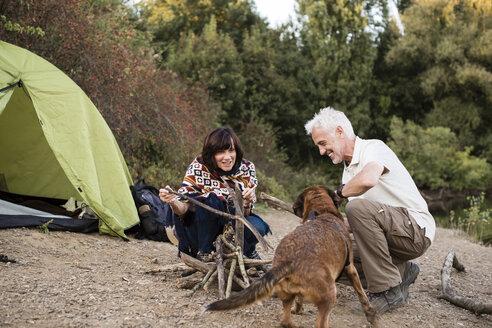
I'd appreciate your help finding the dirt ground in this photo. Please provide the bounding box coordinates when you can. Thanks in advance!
[1,207,491,328]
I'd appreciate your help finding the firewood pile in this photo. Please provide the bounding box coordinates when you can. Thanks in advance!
[163,182,273,299]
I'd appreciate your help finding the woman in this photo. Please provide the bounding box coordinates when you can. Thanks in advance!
[159,127,271,262]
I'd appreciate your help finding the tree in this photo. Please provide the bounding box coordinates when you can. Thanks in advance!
[140,0,262,57]
[167,16,244,122]
[386,0,492,162]
[297,0,381,137]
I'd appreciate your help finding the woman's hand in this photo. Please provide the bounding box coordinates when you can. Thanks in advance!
[159,186,176,204]
[242,187,256,208]
[159,186,190,216]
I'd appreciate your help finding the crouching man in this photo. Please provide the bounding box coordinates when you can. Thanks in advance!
[304,107,435,314]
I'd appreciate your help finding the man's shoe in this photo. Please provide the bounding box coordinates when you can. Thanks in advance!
[401,261,420,301]
[367,285,405,314]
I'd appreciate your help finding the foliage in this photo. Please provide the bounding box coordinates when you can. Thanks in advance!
[0,15,44,37]
[386,0,492,161]
[450,192,491,243]
[140,0,263,56]
[0,0,218,180]
[388,117,492,190]
[236,118,332,202]
[297,0,380,138]
[167,16,245,123]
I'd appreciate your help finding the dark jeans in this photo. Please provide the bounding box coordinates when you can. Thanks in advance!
[184,213,270,256]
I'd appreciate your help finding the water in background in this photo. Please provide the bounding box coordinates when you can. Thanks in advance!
[429,195,492,245]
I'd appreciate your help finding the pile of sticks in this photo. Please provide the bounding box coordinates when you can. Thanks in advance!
[165,181,273,299]
[179,232,271,298]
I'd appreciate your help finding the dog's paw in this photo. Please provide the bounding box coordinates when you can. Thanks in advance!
[291,306,304,315]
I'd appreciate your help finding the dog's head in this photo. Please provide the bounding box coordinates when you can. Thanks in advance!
[292,186,343,224]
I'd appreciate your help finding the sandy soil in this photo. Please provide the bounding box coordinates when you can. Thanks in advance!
[1,208,491,328]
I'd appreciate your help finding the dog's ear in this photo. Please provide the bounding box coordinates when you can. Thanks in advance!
[292,193,304,218]
[307,209,319,221]
[322,186,344,208]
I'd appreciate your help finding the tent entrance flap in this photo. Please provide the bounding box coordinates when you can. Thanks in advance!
[0,86,79,200]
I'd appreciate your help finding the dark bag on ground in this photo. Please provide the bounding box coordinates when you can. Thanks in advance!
[130,179,173,242]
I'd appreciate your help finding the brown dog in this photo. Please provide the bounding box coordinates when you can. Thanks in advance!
[206,186,378,328]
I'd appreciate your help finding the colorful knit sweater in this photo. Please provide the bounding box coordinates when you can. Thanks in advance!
[178,156,258,204]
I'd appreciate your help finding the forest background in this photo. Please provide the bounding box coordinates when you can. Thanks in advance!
[1,0,491,218]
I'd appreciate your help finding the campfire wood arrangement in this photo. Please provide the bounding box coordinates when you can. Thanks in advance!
[164,183,273,299]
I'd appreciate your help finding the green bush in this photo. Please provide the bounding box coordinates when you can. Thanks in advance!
[388,117,492,190]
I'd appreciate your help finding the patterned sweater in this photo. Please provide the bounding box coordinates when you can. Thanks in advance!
[178,156,258,205]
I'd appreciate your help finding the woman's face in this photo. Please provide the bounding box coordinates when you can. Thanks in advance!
[214,144,236,171]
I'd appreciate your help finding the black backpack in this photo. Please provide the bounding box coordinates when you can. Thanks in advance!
[130,179,171,242]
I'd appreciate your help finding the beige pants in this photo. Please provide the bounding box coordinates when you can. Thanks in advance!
[342,198,431,293]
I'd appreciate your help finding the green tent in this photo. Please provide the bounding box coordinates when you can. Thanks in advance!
[0,41,139,240]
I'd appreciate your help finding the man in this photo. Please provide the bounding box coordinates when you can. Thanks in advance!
[304,107,435,314]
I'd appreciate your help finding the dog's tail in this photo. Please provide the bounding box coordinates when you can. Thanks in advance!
[205,265,291,312]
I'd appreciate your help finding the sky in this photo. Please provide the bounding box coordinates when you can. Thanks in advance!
[129,1,403,34]
[253,0,297,27]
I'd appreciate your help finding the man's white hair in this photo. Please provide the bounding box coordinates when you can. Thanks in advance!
[304,107,355,139]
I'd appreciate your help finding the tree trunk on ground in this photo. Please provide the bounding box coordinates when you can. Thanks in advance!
[440,251,492,315]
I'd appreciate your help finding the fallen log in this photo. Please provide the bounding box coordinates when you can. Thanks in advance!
[145,263,191,274]
[260,192,294,214]
[439,251,492,315]
[180,252,215,273]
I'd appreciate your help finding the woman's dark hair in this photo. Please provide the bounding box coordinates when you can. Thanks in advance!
[202,126,244,172]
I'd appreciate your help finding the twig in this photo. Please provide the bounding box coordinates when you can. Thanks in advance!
[226,258,237,298]
[236,246,250,287]
[203,270,218,291]
[221,180,245,251]
[220,234,236,251]
[216,236,226,299]
[188,268,215,297]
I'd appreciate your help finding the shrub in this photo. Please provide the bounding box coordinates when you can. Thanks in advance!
[1,0,218,182]
[388,117,492,190]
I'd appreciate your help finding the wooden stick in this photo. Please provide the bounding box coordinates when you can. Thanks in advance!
[226,258,237,298]
[223,252,239,259]
[216,236,226,299]
[260,192,294,213]
[180,252,215,273]
[221,234,236,251]
[243,258,272,266]
[144,263,190,274]
[233,274,248,289]
[439,251,492,315]
[165,187,271,250]
[204,270,218,291]
[236,246,250,287]
[187,267,215,297]
[220,179,245,251]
